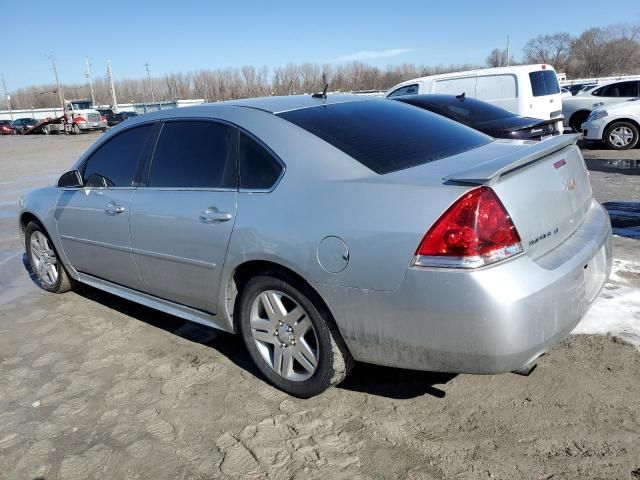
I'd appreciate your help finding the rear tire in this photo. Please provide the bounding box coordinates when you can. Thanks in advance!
[238,274,353,397]
[570,111,590,133]
[25,222,72,294]
[603,121,639,150]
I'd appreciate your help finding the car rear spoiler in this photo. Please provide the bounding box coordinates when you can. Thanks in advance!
[443,134,580,185]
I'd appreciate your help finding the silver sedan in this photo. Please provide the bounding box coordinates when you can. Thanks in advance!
[19,95,612,397]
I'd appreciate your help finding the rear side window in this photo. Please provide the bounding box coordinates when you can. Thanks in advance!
[277,100,491,175]
[148,121,236,188]
[388,84,419,97]
[82,124,153,187]
[239,132,283,190]
[529,70,560,97]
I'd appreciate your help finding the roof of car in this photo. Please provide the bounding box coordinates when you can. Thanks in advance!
[222,94,366,113]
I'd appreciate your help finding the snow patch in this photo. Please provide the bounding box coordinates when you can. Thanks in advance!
[573,259,640,350]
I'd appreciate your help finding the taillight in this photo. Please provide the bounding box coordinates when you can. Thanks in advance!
[101,115,106,122]
[413,186,522,269]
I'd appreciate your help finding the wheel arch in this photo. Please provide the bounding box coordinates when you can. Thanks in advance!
[19,211,45,245]
[605,117,640,132]
[569,109,591,131]
[225,259,348,350]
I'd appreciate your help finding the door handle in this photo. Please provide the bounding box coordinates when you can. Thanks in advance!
[199,207,232,223]
[104,201,125,215]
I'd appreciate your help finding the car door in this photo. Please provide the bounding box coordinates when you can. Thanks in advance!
[129,120,237,313]
[56,123,155,290]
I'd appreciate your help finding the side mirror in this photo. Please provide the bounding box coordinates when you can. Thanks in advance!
[57,170,83,188]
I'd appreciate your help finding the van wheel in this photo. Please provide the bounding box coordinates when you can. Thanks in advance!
[570,111,590,133]
[604,121,639,150]
[25,222,72,293]
[238,275,353,397]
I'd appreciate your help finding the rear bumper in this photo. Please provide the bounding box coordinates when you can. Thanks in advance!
[315,199,612,373]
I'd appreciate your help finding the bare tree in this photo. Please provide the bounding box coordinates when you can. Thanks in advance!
[522,33,573,71]
[486,49,512,68]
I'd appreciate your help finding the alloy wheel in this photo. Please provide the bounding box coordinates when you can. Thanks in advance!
[608,126,634,147]
[249,290,319,381]
[30,230,59,287]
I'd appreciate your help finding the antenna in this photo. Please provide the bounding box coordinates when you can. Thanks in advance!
[312,83,329,99]
[145,62,155,103]
[85,57,96,106]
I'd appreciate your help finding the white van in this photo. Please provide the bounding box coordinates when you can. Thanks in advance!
[386,64,564,129]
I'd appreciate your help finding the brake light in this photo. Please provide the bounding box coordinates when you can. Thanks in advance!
[101,115,106,122]
[413,186,522,269]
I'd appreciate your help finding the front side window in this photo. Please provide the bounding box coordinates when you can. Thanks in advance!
[148,121,236,189]
[82,124,153,188]
[239,132,283,190]
[529,70,560,97]
[599,81,638,97]
[388,84,419,97]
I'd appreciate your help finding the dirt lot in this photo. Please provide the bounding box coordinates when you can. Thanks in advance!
[0,134,639,480]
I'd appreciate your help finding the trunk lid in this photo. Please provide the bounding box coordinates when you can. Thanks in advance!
[444,135,592,259]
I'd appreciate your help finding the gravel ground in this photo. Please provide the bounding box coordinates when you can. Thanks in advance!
[0,134,639,480]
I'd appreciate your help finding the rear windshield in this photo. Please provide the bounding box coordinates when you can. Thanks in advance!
[529,70,560,97]
[396,96,515,124]
[277,100,491,174]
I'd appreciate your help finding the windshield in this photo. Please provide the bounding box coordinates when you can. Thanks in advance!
[277,99,491,175]
[71,101,93,110]
[529,70,560,97]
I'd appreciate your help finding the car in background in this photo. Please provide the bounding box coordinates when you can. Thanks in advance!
[581,98,640,150]
[12,117,39,134]
[391,94,559,140]
[561,87,572,99]
[0,120,16,135]
[386,64,564,130]
[96,109,138,127]
[19,95,611,397]
[562,80,640,132]
[107,111,138,127]
[564,83,596,96]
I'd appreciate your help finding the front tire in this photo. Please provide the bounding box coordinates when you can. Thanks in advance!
[25,222,72,293]
[238,275,352,397]
[604,121,639,150]
[72,124,80,135]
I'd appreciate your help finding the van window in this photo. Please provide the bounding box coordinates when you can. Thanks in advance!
[277,99,491,175]
[388,84,419,97]
[528,71,560,97]
[476,74,517,100]
[433,77,476,96]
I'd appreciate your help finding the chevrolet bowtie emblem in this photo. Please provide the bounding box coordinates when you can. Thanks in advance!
[564,178,576,191]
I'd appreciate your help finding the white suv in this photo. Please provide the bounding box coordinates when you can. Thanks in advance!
[562,80,640,132]
[581,98,640,150]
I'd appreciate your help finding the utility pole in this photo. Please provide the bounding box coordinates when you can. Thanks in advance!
[85,57,96,106]
[506,34,510,67]
[49,55,65,112]
[1,74,13,120]
[144,62,155,103]
[107,60,118,113]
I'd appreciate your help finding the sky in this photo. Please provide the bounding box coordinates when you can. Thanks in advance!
[1,0,639,91]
